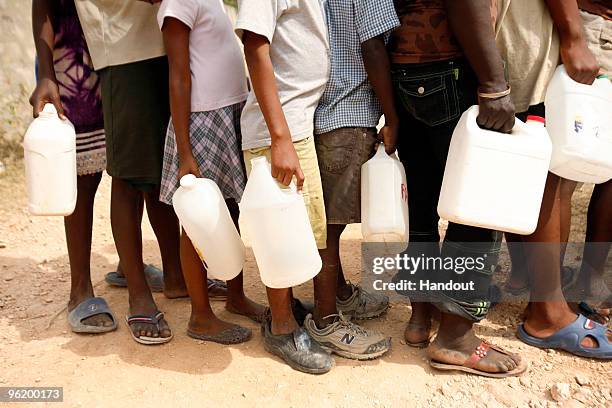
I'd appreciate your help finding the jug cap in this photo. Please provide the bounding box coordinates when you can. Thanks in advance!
[526,115,545,125]
[39,103,58,118]
[179,174,197,189]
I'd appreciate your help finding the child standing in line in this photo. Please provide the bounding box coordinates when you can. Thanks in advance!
[30,0,116,333]
[235,0,334,373]
[304,0,400,361]
[157,0,265,344]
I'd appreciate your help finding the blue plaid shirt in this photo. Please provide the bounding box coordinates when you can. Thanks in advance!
[314,0,400,134]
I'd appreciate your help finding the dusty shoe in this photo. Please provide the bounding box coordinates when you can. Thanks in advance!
[262,320,333,375]
[337,282,389,320]
[304,313,391,360]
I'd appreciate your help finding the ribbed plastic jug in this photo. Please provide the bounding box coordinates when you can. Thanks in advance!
[239,157,322,288]
[23,103,77,216]
[361,144,409,245]
[545,65,612,183]
[438,106,552,235]
[172,174,245,280]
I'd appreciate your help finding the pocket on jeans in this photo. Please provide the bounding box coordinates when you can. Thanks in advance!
[315,129,357,174]
[393,71,460,126]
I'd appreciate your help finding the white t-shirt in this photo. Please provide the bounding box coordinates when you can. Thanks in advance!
[235,0,330,150]
[75,2,165,70]
[158,0,249,112]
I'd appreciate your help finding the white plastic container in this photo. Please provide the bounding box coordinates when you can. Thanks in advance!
[438,106,552,235]
[23,103,77,216]
[545,65,612,183]
[361,144,409,244]
[173,174,245,281]
[239,157,322,288]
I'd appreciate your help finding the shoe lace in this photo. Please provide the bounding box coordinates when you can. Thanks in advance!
[321,312,368,336]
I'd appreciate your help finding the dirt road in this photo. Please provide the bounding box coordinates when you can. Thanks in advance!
[0,164,610,408]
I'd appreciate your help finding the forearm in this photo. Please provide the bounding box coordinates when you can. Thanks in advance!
[361,36,398,125]
[168,75,192,160]
[545,0,585,44]
[444,0,507,91]
[32,0,56,81]
[243,33,291,144]
[162,21,193,161]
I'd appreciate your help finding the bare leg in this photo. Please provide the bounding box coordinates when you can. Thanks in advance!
[66,173,113,327]
[314,225,345,327]
[573,180,612,316]
[521,174,609,347]
[112,178,170,339]
[223,199,266,318]
[268,287,298,335]
[144,188,187,299]
[180,230,237,335]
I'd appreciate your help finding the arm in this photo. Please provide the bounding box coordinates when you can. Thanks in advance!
[242,31,304,188]
[545,0,599,84]
[444,0,514,133]
[361,35,398,154]
[29,0,64,118]
[162,17,200,178]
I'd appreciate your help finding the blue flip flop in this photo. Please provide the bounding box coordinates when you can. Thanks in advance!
[105,265,164,292]
[68,297,117,334]
[517,314,612,359]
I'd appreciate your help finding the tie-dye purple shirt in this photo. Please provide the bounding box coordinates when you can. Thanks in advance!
[52,0,104,135]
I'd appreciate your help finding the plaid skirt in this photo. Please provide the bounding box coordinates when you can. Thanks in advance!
[159,102,247,205]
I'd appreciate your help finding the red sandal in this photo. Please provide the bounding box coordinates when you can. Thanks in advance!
[430,340,528,378]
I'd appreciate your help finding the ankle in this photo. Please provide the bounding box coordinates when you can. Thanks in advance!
[336,282,353,301]
[271,318,298,335]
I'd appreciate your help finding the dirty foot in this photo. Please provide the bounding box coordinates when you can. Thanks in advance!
[226,295,267,323]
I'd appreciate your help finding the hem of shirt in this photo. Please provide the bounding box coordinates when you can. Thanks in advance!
[93,50,167,71]
[157,9,195,31]
[242,130,312,151]
[314,121,380,135]
[191,93,248,113]
[235,21,273,43]
[359,21,401,44]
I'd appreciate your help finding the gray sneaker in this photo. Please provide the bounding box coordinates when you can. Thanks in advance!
[337,282,389,320]
[304,313,391,360]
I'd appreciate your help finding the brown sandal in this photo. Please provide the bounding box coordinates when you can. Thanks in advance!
[430,341,528,378]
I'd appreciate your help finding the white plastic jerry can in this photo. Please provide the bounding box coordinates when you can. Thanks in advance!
[172,174,245,281]
[239,156,322,289]
[438,106,552,235]
[545,65,612,183]
[23,103,77,216]
[361,144,409,244]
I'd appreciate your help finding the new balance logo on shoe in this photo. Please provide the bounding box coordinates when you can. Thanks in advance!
[341,333,355,345]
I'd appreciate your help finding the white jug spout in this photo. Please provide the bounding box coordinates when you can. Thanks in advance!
[179,174,197,189]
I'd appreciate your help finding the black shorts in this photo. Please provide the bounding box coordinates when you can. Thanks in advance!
[99,57,170,187]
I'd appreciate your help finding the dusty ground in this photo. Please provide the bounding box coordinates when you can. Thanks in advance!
[0,163,610,408]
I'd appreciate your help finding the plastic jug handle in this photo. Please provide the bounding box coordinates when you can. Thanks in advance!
[179,174,197,189]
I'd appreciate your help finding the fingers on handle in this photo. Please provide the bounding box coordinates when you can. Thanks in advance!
[295,167,305,191]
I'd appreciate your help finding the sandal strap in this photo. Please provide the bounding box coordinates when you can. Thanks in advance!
[464,341,491,369]
[127,311,164,326]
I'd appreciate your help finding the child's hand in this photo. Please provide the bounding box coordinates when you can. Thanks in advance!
[270,137,305,190]
[29,78,65,119]
[178,154,201,180]
[378,122,398,155]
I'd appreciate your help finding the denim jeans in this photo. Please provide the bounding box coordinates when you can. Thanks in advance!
[392,58,502,321]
